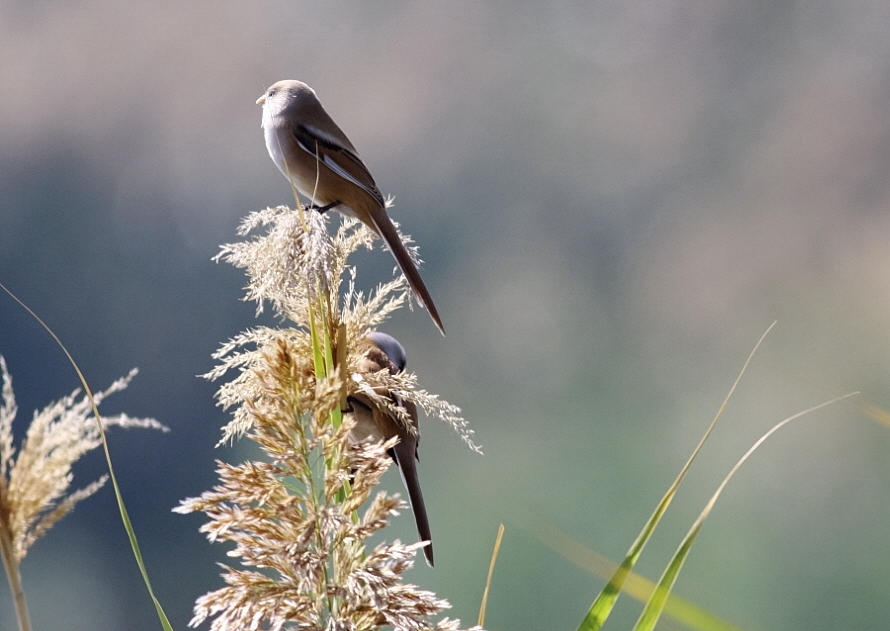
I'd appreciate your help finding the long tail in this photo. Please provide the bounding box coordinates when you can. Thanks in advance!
[392,436,434,567]
[365,207,445,335]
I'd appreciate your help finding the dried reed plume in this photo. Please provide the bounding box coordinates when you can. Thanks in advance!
[177,206,481,631]
[0,358,165,631]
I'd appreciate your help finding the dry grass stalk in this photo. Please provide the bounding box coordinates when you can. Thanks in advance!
[0,358,165,631]
[178,207,481,630]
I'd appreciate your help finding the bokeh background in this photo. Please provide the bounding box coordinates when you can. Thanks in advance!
[2,1,890,629]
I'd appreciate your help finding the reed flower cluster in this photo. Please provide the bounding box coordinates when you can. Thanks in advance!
[0,358,165,631]
[177,206,480,631]
[0,361,164,565]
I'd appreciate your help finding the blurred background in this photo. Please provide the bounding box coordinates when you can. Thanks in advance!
[1,1,889,629]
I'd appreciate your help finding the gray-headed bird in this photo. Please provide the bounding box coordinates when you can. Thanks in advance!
[257,80,444,335]
[345,332,433,566]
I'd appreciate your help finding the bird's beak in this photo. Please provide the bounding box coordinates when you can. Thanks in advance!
[256,94,266,105]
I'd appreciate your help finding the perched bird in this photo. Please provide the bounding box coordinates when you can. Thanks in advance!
[345,332,433,566]
[257,80,444,335]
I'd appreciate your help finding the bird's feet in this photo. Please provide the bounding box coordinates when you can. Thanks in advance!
[306,200,342,214]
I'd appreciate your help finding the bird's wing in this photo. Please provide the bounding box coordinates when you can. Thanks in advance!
[293,123,385,207]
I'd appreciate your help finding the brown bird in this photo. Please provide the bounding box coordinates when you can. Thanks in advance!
[257,80,444,335]
[345,332,433,566]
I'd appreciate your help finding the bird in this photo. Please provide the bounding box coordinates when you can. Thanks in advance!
[344,331,433,566]
[257,80,444,335]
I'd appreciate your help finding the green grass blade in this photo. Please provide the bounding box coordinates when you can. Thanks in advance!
[632,391,858,631]
[0,282,174,631]
[536,524,742,631]
[576,322,775,631]
[633,524,702,631]
[308,299,326,380]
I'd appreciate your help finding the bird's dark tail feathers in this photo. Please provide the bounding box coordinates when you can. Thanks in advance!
[392,438,434,567]
[369,210,445,335]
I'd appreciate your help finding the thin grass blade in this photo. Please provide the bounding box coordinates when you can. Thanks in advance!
[0,282,174,631]
[576,322,775,631]
[536,523,741,631]
[632,391,858,631]
[478,523,505,628]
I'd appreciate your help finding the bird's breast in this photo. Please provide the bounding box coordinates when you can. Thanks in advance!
[262,122,289,179]
[348,411,386,444]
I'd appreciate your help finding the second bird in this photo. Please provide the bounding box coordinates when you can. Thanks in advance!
[257,80,444,335]
[346,332,434,566]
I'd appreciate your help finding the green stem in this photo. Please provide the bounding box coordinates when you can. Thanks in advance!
[307,294,337,619]
[0,526,32,631]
